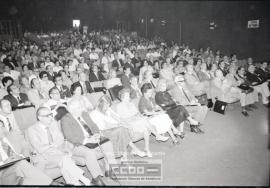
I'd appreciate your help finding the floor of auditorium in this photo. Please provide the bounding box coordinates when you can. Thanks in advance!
[105,102,269,186]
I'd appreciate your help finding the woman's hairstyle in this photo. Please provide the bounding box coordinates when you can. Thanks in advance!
[118,88,131,100]
[22,64,29,70]
[19,75,29,85]
[97,95,112,113]
[70,82,83,95]
[30,78,37,88]
[1,76,14,87]
[141,83,153,94]
[39,71,48,79]
[156,79,167,91]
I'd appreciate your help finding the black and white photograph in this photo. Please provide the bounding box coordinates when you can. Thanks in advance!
[0,0,269,186]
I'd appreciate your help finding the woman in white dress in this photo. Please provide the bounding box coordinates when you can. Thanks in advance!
[89,95,148,159]
[114,88,169,157]
[69,82,94,113]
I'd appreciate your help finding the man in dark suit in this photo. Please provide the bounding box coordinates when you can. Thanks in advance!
[121,66,133,89]
[4,84,32,110]
[46,65,56,81]
[61,98,118,185]
[88,65,106,82]
[255,61,270,82]
[111,53,124,72]
[75,72,94,94]
[54,74,71,99]
[246,64,270,106]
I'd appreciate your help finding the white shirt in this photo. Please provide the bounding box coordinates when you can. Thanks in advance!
[89,53,99,60]
[0,113,21,132]
[89,109,118,131]
[3,70,20,80]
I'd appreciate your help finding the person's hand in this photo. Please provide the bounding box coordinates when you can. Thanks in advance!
[24,101,31,105]
[87,136,99,144]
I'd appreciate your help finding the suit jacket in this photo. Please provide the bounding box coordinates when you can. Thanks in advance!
[27,89,47,108]
[112,59,124,71]
[60,112,100,146]
[255,68,270,81]
[26,121,65,155]
[184,72,201,88]
[246,71,264,85]
[4,93,29,110]
[75,81,94,94]
[57,85,71,99]
[168,84,197,106]
[88,71,105,82]
[47,72,56,81]
[121,74,133,88]
[123,62,136,75]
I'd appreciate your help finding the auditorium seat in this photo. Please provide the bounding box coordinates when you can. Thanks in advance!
[85,92,105,107]
[13,107,37,131]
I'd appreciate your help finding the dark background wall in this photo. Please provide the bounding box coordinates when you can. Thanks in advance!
[0,0,270,61]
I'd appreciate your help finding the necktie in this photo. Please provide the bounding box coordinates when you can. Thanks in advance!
[150,80,156,88]
[1,140,16,158]
[45,127,53,144]
[78,117,93,136]
[17,96,22,104]
[6,117,12,131]
[182,88,191,103]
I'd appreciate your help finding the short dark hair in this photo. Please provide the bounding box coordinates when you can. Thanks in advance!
[1,76,14,87]
[70,82,83,95]
[39,71,48,79]
[53,74,62,83]
[141,83,153,94]
[49,87,59,98]
[30,78,38,88]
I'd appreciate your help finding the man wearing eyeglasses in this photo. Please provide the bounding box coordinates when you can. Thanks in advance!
[169,76,208,130]
[0,119,52,185]
[26,107,91,185]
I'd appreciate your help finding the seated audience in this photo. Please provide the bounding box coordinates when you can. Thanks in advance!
[69,82,94,112]
[54,74,71,99]
[139,83,180,142]
[4,84,32,110]
[74,72,94,94]
[27,78,48,108]
[61,98,118,185]
[121,66,133,89]
[0,120,52,185]
[27,107,91,185]
[169,76,209,125]
[155,79,204,134]
[246,64,270,106]
[19,76,31,95]
[89,95,146,160]
[212,69,250,116]
[59,70,72,89]
[39,71,54,99]
[89,64,105,82]
[184,64,213,108]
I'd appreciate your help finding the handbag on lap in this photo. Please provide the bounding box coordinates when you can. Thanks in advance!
[213,100,227,115]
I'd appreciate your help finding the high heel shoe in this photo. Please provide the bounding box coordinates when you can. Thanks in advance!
[190,125,199,133]
[130,150,147,158]
[172,138,180,145]
[156,135,169,142]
